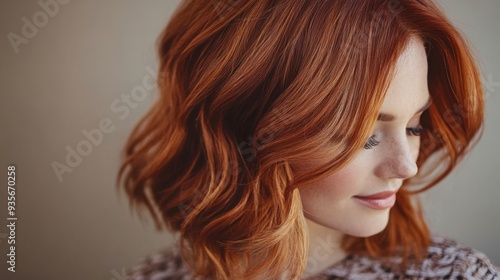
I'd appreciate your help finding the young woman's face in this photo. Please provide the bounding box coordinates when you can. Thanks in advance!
[298,36,431,237]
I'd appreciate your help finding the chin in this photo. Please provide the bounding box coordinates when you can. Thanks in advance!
[345,212,391,237]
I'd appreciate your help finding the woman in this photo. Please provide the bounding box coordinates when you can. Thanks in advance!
[118,0,500,279]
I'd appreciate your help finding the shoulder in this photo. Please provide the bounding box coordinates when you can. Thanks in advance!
[124,236,500,279]
[419,235,500,279]
[125,246,192,280]
[320,235,500,279]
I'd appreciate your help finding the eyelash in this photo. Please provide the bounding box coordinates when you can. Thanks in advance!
[363,124,426,150]
[363,136,380,149]
[406,124,425,136]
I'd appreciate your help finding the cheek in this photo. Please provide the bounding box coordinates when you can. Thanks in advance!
[299,166,359,209]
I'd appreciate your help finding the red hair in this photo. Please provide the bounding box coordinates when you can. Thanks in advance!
[117,0,484,278]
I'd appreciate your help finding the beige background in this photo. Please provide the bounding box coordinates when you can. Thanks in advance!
[0,0,498,279]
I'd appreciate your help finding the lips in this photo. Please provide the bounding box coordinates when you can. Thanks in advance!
[353,191,397,210]
[353,191,396,199]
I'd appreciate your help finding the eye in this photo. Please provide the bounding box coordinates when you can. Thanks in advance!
[406,124,426,136]
[363,135,380,149]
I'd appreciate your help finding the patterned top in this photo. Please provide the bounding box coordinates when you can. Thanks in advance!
[125,235,500,279]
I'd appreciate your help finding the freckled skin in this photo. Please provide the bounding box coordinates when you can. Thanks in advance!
[299,36,431,276]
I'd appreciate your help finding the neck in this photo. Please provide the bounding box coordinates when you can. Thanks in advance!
[302,218,347,279]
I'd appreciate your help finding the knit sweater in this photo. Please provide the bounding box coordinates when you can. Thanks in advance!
[125,235,500,279]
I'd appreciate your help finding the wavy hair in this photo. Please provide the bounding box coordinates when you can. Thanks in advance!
[117,0,484,278]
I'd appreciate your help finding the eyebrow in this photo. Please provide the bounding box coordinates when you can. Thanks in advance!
[377,96,433,122]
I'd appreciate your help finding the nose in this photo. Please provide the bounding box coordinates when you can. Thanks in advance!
[374,137,419,180]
